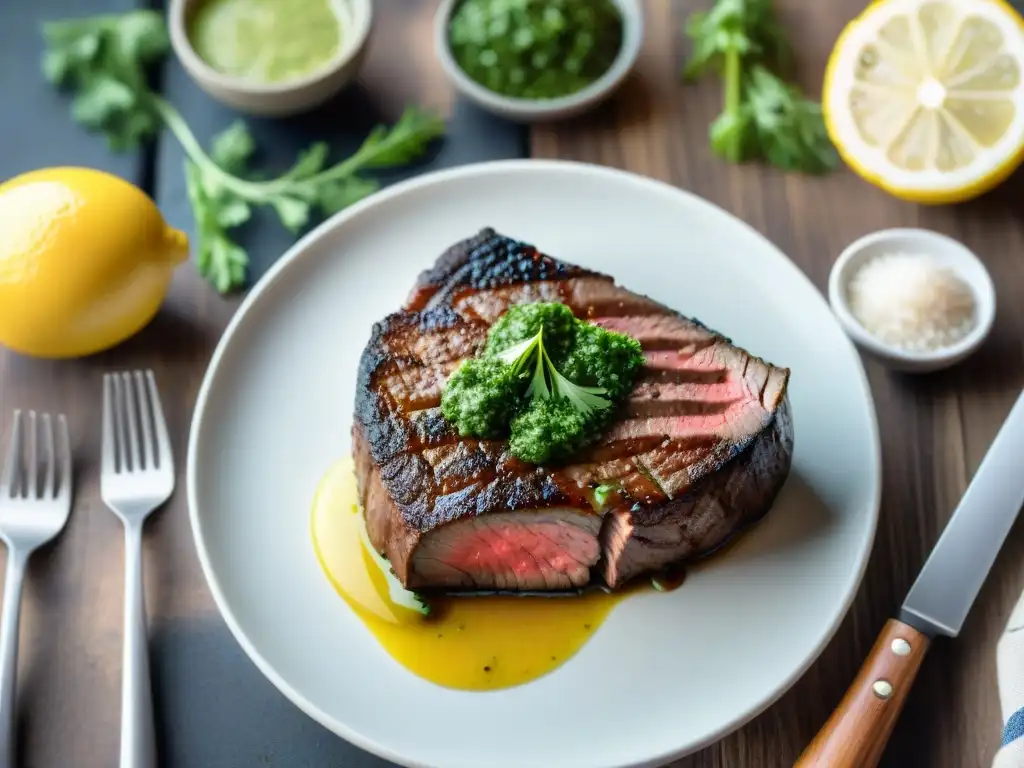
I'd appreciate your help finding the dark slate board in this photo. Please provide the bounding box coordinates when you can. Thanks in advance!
[154,51,527,284]
[0,0,147,186]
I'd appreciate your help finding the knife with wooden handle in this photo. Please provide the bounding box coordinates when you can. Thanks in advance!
[796,388,1024,768]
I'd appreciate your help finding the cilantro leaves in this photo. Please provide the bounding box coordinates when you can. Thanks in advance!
[683,0,838,174]
[42,12,167,151]
[41,10,446,293]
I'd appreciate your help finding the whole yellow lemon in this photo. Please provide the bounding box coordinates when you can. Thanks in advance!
[0,167,188,358]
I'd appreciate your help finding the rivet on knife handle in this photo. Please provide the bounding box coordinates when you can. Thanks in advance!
[794,619,930,768]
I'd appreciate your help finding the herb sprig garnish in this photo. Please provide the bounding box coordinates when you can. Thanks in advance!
[41,10,446,292]
[682,0,838,174]
[441,303,644,465]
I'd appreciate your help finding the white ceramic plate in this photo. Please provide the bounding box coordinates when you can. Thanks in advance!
[188,160,881,768]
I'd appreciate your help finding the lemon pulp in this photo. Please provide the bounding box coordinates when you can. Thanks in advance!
[825,0,1024,202]
[310,457,630,691]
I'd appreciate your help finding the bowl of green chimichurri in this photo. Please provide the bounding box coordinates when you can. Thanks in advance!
[435,0,642,122]
[169,0,374,116]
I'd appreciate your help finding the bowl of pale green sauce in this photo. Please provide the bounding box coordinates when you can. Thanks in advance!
[435,0,642,122]
[169,0,373,116]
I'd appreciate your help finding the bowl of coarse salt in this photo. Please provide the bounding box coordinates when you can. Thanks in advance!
[829,228,996,373]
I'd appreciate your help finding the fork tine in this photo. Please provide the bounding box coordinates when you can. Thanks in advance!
[57,414,70,500]
[121,372,141,472]
[112,374,128,472]
[26,411,38,499]
[146,371,173,473]
[116,373,133,473]
[102,374,117,475]
[1,411,22,499]
[42,413,55,499]
[133,371,152,471]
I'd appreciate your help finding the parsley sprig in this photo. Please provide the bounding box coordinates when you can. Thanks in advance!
[495,330,611,415]
[497,329,610,415]
[441,303,644,465]
[683,0,838,174]
[41,10,446,292]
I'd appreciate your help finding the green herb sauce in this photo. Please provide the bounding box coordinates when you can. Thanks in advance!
[441,303,644,465]
[188,0,343,83]
[448,0,624,101]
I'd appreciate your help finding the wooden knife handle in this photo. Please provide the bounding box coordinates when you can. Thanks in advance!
[794,619,930,768]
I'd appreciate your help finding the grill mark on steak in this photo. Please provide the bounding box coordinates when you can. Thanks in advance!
[601,400,794,588]
[560,457,666,503]
[453,281,570,323]
[625,380,740,418]
[382,361,456,412]
[408,408,460,450]
[590,315,718,350]
[632,456,671,499]
[638,367,729,386]
[568,280,666,318]
[355,228,793,592]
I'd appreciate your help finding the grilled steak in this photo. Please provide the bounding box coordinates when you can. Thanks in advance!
[353,228,794,592]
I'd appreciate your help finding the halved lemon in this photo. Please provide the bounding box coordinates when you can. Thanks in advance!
[824,0,1024,203]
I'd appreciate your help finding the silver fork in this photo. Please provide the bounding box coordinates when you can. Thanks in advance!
[0,411,72,768]
[102,371,174,768]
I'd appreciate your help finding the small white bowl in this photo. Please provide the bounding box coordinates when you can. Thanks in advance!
[169,0,373,117]
[434,0,643,123]
[828,228,996,374]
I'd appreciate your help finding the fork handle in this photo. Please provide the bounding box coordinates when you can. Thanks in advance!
[0,548,28,768]
[120,523,156,768]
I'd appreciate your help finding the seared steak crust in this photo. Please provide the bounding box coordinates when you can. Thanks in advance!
[353,228,794,591]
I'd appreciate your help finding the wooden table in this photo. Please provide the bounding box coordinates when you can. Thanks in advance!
[2,1,1022,766]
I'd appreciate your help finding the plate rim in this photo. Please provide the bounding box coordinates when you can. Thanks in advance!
[186,158,882,768]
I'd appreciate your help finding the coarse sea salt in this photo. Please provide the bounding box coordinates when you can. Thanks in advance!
[846,251,977,353]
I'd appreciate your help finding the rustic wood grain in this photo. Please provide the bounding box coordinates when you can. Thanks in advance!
[4,0,1024,765]
[533,2,1024,766]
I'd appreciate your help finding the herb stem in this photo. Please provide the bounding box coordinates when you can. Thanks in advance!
[723,47,743,159]
[150,95,268,200]
[153,95,430,201]
[263,126,424,192]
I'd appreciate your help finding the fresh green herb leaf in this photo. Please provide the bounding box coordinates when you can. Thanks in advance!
[745,66,838,174]
[353,111,448,168]
[214,198,252,229]
[592,483,620,510]
[42,12,168,150]
[486,301,577,363]
[315,176,381,215]
[442,302,645,464]
[283,141,330,180]
[494,328,613,413]
[42,11,447,293]
[710,106,754,163]
[357,506,431,617]
[210,121,256,174]
[682,0,834,174]
[271,196,312,233]
[413,594,433,617]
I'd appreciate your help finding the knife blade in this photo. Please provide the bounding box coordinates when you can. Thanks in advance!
[796,388,1024,768]
[901,390,1024,638]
